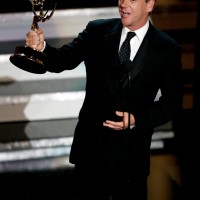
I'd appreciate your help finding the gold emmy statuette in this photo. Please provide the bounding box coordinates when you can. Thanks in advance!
[9,0,57,74]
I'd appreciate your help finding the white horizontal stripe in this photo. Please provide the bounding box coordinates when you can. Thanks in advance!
[0,92,85,122]
[152,131,174,140]
[0,7,118,41]
[150,141,164,149]
[0,54,86,81]
[0,91,85,105]
[0,137,73,151]
[0,146,71,162]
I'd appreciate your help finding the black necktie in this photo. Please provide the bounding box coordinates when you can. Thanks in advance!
[118,32,136,65]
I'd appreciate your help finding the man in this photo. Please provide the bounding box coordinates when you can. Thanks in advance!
[25,0,183,199]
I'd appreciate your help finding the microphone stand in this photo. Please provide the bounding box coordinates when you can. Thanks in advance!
[118,61,132,129]
[128,71,131,129]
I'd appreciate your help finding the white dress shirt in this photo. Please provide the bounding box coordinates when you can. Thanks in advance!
[119,19,149,61]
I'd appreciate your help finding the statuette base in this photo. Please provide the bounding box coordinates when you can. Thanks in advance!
[9,46,47,74]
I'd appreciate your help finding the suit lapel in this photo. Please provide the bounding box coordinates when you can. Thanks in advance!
[103,24,122,67]
[97,20,123,94]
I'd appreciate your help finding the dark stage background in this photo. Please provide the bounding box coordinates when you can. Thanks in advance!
[0,0,117,13]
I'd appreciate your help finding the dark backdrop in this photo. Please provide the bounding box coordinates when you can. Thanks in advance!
[0,0,117,13]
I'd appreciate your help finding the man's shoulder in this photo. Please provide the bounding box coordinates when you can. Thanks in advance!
[152,25,179,46]
[87,18,121,30]
[90,18,120,25]
[85,18,122,35]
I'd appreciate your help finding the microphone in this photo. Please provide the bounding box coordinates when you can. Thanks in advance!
[120,61,132,129]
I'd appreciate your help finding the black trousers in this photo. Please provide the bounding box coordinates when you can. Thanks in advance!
[72,128,149,200]
[73,160,147,200]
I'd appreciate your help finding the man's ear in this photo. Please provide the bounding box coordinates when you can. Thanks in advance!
[147,0,155,13]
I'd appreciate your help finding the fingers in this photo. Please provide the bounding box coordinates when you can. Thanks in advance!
[103,120,124,130]
[26,29,44,50]
[103,111,135,130]
[26,32,39,49]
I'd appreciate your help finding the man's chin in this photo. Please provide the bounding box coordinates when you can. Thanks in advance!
[121,18,131,26]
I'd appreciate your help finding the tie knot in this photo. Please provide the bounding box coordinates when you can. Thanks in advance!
[126,32,136,41]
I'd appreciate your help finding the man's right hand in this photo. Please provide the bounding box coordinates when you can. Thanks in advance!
[26,28,45,51]
[103,111,135,130]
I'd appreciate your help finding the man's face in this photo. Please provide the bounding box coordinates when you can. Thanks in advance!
[118,0,155,30]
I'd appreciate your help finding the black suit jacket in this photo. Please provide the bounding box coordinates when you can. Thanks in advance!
[44,18,183,177]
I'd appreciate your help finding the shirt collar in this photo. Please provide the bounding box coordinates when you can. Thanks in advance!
[123,19,149,42]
